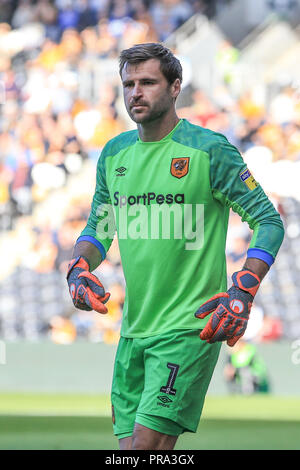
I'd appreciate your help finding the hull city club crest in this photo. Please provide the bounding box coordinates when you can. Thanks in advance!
[170,157,190,179]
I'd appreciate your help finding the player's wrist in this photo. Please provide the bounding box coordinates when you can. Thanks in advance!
[231,269,261,298]
[67,255,90,280]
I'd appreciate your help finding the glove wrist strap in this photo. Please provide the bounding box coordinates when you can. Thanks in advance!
[67,255,90,279]
[232,269,261,298]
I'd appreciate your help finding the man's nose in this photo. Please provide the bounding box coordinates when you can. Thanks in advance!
[132,83,142,99]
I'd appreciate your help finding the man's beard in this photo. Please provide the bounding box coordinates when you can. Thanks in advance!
[128,94,173,124]
[130,106,167,124]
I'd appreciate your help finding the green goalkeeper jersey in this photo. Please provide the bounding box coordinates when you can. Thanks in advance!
[78,119,284,338]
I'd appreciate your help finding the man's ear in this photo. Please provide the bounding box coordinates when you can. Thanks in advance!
[171,78,181,101]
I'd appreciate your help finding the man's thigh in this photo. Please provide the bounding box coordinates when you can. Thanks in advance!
[111,336,145,439]
[111,330,221,440]
[136,329,221,434]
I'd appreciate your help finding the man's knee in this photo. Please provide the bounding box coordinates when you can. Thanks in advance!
[119,436,133,450]
[131,423,178,450]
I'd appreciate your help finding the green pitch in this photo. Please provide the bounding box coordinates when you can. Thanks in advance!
[0,393,300,450]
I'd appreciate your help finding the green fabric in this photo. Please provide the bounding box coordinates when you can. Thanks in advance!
[80,119,284,338]
[111,329,221,436]
[231,343,257,368]
[230,343,270,393]
[231,344,268,378]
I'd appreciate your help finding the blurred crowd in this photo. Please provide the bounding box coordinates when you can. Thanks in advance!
[0,0,299,345]
[0,0,219,42]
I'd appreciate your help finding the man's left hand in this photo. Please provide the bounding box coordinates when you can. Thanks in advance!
[195,270,261,347]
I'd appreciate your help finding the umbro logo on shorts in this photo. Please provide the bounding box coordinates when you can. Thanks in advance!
[157,395,173,407]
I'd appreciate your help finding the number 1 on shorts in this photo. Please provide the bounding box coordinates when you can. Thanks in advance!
[160,362,180,396]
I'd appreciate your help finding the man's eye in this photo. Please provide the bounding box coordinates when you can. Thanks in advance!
[123,81,155,88]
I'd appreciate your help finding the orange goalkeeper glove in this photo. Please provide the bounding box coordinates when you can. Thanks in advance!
[195,270,261,347]
[67,256,110,314]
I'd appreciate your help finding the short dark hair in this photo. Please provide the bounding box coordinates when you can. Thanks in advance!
[119,43,182,85]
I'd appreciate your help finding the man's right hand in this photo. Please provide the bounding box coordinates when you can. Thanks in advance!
[66,256,110,314]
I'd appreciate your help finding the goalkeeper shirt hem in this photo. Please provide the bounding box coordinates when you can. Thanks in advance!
[119,326,202,339]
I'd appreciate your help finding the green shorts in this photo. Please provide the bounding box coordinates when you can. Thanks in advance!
[111,329,221,438]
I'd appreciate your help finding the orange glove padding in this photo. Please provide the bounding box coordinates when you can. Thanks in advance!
[67,256,110,314]
[195,270,260,346]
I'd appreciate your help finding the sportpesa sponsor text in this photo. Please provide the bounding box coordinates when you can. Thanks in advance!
[113,191,185,207]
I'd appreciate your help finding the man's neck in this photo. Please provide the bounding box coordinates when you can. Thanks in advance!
[137,112,180,142]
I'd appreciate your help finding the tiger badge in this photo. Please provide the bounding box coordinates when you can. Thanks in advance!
[170,157,190,179]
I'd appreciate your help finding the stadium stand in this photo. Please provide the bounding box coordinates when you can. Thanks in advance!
[0,0,300,344]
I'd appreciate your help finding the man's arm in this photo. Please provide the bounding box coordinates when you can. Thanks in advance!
[72,241,103,272]
[67,145,115,313]
[195,135,284,346]
[209,136,284,265]
[243,257,269,281]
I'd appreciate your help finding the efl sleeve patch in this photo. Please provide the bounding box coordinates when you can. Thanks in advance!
[239,168,259,190]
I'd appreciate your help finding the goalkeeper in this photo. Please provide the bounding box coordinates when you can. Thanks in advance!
[67,43,284,450]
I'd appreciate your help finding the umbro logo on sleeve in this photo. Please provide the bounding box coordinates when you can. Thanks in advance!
[115,167,127,176]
